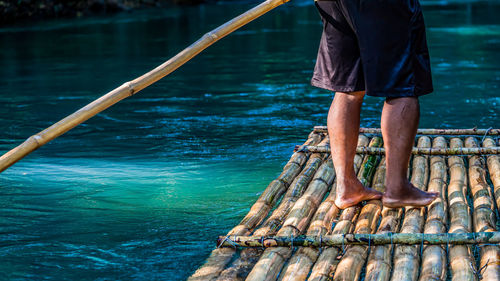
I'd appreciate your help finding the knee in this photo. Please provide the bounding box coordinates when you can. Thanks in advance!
[385,96,419,106]
[335,91,365,102]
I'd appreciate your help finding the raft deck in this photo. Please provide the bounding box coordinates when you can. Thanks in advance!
[190,127,500,281]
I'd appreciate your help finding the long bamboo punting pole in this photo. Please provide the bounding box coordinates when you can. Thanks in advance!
[189,132,322,281]
[332,157,385,281]
[214,136,331,281]
[447,137,477,281]
[390,136,431,281]
[466,137,500,281]
[418,137,448,281]
[217,232,500,247]
[313,126,500,136]
[244,156,335,281]
[484,137,500,211]
[295,145,500,155]
[0,0,290,174]
[307,136,382,281]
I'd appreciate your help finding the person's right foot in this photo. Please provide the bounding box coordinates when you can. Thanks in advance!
[334,178,383,209]
[382,180,438,208]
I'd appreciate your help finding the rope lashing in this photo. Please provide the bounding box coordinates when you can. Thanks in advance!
[481,127,493,143]
[216,232,500,248]
[420,233,425,256]
[313,126,500,136]
[341,233,345,255]
[217,235,238,249]
[295,145,500,156]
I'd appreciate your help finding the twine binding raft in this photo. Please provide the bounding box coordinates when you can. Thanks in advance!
[190,127,500,281]
[217,232,500,247]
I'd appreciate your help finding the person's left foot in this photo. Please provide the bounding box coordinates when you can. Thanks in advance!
[334,178,383,209]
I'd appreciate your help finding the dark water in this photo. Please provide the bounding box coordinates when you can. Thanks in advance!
[0,0,498,279]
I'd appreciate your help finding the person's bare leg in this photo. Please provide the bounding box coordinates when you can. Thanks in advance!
[381,97,438,208]
[328,91,382,209]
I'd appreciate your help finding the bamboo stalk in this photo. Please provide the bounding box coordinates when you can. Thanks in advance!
[243,135,371,281]
[0,0,290,174]
[295,145,500,155]
[214,135,333,281]
[306,206,360,281]
[418,137,448,281]
[390,136,431,281]
[332,156,385,281]
[253,139,328,237]
[189,132,322,281]
[364,206,403,281]
[217,232,500,247]
[303,135,371,281]
[466,137,500,281]
[307,136,383,281]
[244,155,335,281]
[276,181,340,281]
[313,127,500,136]
[447,137,477,281]
[483,138,500,213]
[363,155,405,281]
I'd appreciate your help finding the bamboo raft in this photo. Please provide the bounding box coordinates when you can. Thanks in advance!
[190,127,500,281]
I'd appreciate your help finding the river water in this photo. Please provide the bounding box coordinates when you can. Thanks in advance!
[0,0,498,279]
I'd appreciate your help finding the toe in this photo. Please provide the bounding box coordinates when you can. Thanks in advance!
[427,192,439,198]
[366,189,383,200]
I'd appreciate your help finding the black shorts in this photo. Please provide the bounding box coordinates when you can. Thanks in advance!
[311,0,433,97]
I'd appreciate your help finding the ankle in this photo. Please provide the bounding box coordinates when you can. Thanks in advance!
[385,177,409,188]
[385,181,411,196]
[337,177,361,190]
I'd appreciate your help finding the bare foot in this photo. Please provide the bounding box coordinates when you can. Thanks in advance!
[382,180,439,208]
[334,178,383,209]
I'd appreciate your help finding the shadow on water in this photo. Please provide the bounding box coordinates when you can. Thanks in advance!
[0,0,498,279]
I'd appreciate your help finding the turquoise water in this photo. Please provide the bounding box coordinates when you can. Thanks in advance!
[0,0,498,279]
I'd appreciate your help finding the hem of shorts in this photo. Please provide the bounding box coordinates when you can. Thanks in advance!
[367,87,433,98]
[311,77,433,97]
[310,78,364,93]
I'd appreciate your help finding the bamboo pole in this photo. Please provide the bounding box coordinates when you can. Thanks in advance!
[418,137,448,281]
[244,155,335,281]
[313,126,500,136]
[242,135,370,281]
[295,145,500,155]
[189,132,322,281]
[364,205,403,281]
[332,156,385,281]
[276,182,340,281]
[466,137,500,281]
[307,136,383,281]
[0,0,290,174]
[483,138,500,212]
[364,147,415,281]
[363,155,405,281]
[253,138,328,237]
[447,137,477,281]
[214,136,331,281]
[306,207,360,281]
[217,232,500,247]
[290,135,370,281]
[390,136,431,281]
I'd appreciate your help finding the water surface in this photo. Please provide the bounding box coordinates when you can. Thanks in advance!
[0,0,498,279]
